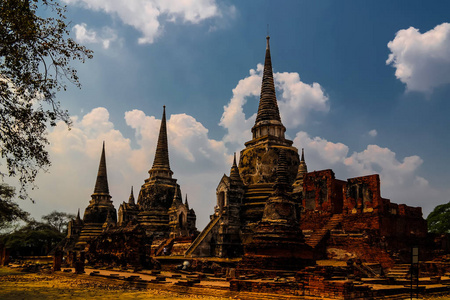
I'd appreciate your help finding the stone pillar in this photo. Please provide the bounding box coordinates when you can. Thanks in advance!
[0,244,4,266]
[53,249,63,272]
[75,251,85,274]
[2,247,11,266]
[69,251,77,268]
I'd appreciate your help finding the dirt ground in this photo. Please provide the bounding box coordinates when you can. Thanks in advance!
[0,267,228,300]
[2,267,450,300]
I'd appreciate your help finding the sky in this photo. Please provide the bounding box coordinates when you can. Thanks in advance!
[7,0,450,229]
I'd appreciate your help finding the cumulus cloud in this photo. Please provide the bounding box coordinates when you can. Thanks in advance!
[387,23,450,93]
[64,0,233,44]
[275,71,329,128]
[220,64,329,146]
[293,131,349,171]
[73,23,118,49]
[294,130,423,189]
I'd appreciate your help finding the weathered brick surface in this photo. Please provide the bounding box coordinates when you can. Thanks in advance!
[328,234,394,269]
[302,170,345,214]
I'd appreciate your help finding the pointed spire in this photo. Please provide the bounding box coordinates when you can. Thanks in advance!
[297,148,308,178]
[93,141,110,194]
[185,194,189,209]
[229,152,241,182]
[149,106,173,179]
[75,208,82,225]
[128,186,135,205]
[255,36,281,124]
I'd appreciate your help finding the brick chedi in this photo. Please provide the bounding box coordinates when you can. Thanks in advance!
[186,36,300,257]
[239,150,315,272]
[68,142,117,249]
[119,106,197,239]
[238,36,300,232]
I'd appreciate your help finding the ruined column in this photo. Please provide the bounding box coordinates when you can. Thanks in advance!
[53,249,63,272]
[2,247,10,266]
[75,251,85,274]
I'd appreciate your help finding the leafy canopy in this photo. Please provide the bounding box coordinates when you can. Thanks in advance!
[427,202,450,234]
[0,0,93,198]
[0,183,29,232]
[41,210,75,233]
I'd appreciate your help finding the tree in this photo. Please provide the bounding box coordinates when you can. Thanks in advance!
[0,183,29,232]
[427,202,450,234]
[0,219,64,256]
[0,0,93,198]
[41,210,75,233]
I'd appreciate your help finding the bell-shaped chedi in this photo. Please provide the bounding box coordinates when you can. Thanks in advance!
[134,106,197,238]
[239,150,315,272]
[83,142,117,224]
[238,36,300,226]
[137,106,178,212]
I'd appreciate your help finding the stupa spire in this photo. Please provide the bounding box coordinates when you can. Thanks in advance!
[149,106,173,179]
[229,153,241,182]
[128,186,135,205]
[255,36,281,124]
[185,194,189,209]
[93,141,109,194]
[297,148,308,178]
[250,36,286,141]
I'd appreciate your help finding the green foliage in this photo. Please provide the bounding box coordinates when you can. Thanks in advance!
[427,202,450,234]
[0,0,93,198]
[0,183,29,232]
[41,210,75,233]
[1,219,64,256]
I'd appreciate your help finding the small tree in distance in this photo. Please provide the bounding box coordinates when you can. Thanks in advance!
[427,202,450,234]
[42,210,75,234]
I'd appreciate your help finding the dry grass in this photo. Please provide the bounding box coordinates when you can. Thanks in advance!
[0,267,226,300]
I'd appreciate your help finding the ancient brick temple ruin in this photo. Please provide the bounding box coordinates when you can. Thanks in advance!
[185,36,427,269]
[65,35,429,273]
[65,106,197,261]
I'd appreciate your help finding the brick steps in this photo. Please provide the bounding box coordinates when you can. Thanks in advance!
[386,264,410,279]
[185,212,222,256]
[305,214,343,248]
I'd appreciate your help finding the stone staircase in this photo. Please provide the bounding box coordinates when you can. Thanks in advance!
[154,237,175,256]
[75,223,104,248]
[185,212,222,257]
[305,214,343,248]
[386,264,410,279]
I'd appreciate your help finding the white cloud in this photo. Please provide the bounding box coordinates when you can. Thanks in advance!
[275,71,329,128]
[73,23,118,49]
[220,64,329,146]
[368,129,377,137]
[64,0,233,44]
[387,23,450,93]
[293,131,349,170]
[344,145,423,187]
[219,65,261,146]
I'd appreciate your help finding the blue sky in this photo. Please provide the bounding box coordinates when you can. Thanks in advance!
[12,0,450,229]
